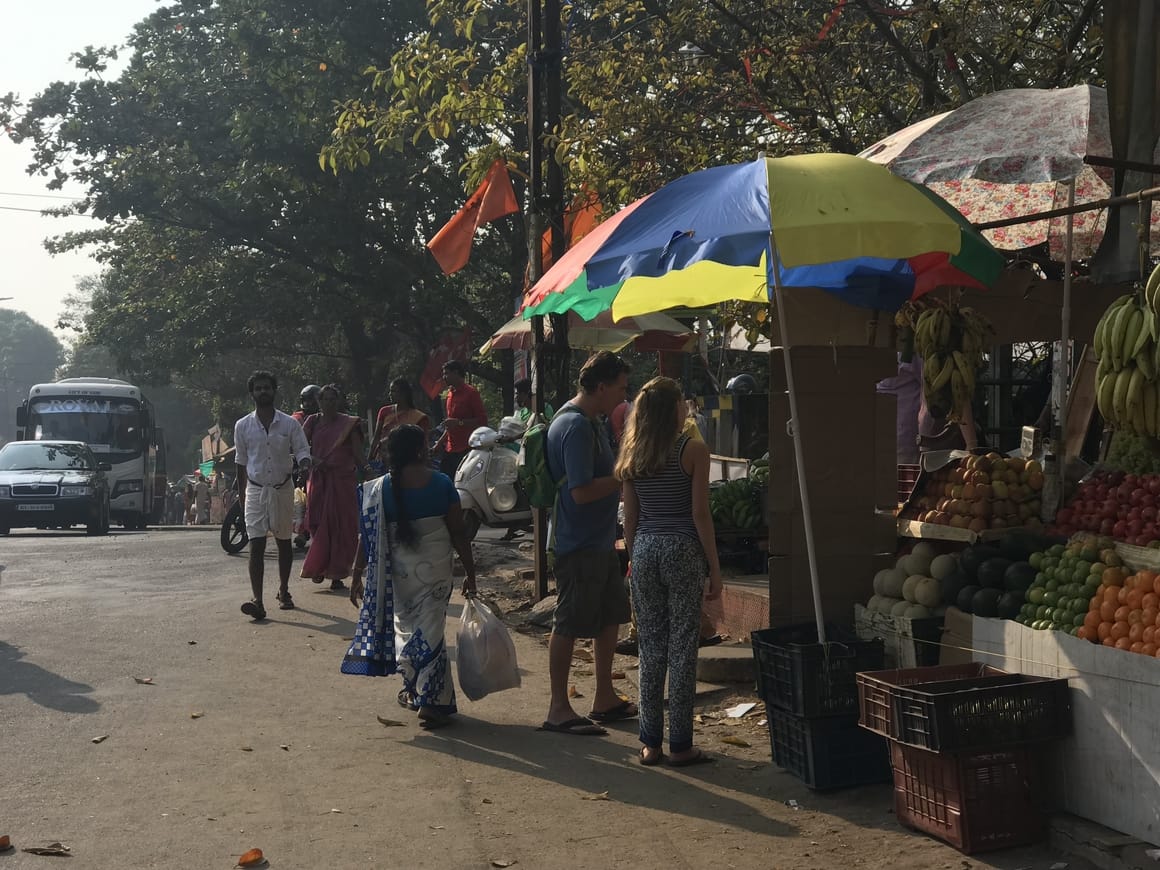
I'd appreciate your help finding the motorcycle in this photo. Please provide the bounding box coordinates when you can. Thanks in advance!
[453,417,532,541]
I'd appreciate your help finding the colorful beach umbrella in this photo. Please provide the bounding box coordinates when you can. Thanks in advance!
[519,153,1006,645]
[522,153,1005,323]
[479,309,694,354]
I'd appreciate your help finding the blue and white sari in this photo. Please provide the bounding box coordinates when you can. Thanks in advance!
[341,476,457,714]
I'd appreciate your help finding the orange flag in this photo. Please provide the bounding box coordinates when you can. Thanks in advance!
[540,190,602,271]
[427,159,520,274]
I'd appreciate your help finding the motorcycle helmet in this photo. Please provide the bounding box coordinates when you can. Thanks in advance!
[299,384,322,406]
[725,373,757,395]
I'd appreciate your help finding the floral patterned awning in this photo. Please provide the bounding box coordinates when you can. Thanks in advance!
[860,85,1160,261]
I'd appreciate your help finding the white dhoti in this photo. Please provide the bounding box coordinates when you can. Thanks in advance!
[244,480,295,540]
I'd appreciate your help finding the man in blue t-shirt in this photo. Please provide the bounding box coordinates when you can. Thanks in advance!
[541,351,635,735]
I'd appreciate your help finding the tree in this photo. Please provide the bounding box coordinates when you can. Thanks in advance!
[0,310,64,444]
[327,0,1102,204]
[2,0,521,412]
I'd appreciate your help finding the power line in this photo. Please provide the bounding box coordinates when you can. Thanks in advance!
[0,205,51,213]
[0,191,79,201]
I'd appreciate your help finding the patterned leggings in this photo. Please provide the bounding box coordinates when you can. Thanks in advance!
[630,533,707,753]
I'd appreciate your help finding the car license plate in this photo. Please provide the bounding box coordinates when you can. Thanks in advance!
[17,504,55,511]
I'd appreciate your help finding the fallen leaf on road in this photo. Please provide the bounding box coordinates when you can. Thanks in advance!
[490,860,516,868]
[572,648,594,663]
[481,798,493,804]
[568,685,583,699]
[22,843,70,856]
[0,835,11,851]
[187,641,197,645]
[572,668,594,677]
[721,736,750,748]
[376,716,405,727]
[91,735,109,744]
[279,744,290,751]
[611,670,626,680]
[429,825,445,830]
[240,746,253,752]
[190,711,204,719]
[236,847,265,867]
[581,791,610,801]
[133,676,154,685]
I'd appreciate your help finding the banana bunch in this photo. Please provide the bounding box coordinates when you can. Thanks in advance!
[914,304,994,423]
[1095,265,1160,435]
[710,478,764,530]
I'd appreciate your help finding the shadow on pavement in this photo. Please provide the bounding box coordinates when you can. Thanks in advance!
[403,716,798,838]
[263,605,358,639]
[0,641,99,714]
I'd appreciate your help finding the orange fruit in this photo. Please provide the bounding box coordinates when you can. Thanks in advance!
[1083,611,1102,630]
[1118,586,1130,605]
[1144,608,1159,626]
[1104,567,1127,586]
[1077,626,1093,642]
[1128,589,1145,609]
[1104,585,1121,603]
[1144,626,1156,645]
[1103,635,1117,647]
[1154,573,1160,596]
[1129,622,1145,644]
[1132,641,1146,653]
[1129,609,1145,626]
[1099,601,1117,622]
[1098,621,1114,641]
[1111,620,1131,641]
[1114,605,1132,623]
[1115,636,1133,650]
[1140,570,1157,587]
[1144,643,1159,657]
[1145,593,1160,610]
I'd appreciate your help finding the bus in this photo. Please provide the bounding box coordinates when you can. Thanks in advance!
[15,378,166,529]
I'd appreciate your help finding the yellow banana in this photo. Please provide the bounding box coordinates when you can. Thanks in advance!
[1128,365,1147,415]
[1123,306,1144,368]
[1113,366,1133,424]
[1111,303,1133,370]
[930,354,953,390]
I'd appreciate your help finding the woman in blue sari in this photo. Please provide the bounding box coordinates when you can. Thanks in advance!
[342,424,477,728]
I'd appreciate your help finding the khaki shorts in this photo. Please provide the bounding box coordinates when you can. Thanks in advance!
[552,549,631,639]
[244,482,295,540]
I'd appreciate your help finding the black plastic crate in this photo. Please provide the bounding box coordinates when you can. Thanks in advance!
[766,707,891,790]
[893,674,1072,752]
[751,623,885,718]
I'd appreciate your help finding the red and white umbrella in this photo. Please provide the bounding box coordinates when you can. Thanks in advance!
[860,84,1160,260]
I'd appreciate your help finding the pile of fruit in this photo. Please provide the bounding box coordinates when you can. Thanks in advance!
[943,533,1046,619]
[866,542,961,618]
[901,452,1044,533]
[902,300,994,422]
[1012,538,1112,634]
[710,477,763,530]
[1104,430,1160,476]
[748,456,769,486]
[1079,560,1160,656]
[1049,468,1160,546]
[1094,270,1160,433]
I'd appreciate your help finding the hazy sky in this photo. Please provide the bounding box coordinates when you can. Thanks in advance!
[1,1,162,336]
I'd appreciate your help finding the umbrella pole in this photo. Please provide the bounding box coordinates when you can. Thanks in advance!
[768,233,827,645]
[1056,180,1075,461]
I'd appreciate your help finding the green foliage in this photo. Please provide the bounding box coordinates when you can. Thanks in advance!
[0,310,64,443]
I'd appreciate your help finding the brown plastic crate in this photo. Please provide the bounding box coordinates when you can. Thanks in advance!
[893,673,1071,752]
[891,741,1044,854]
[897,464,921,506]
[857,663,1007,738]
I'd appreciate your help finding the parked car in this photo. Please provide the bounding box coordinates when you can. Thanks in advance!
[0,440,112,536]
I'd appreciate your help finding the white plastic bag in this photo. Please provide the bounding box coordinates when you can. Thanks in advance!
[456,597,521,701]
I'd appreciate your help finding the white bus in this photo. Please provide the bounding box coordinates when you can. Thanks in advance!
[16,378,166,529]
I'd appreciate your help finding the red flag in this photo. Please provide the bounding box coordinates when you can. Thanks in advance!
[419,328,473,399]
[427,160,520,275]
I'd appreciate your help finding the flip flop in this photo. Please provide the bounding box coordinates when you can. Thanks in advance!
[589,699,638,723]
[538,717,607,736]
[397,690,419,711]
[276,592,295,610]
[639,747,665,767]
[240,600,267,621]
[666,749,714,768]
[330,579,347,592]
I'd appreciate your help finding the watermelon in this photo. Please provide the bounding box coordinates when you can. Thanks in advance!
[960,545,1001,581]
[997,591,1024,619]
[972,587,1002,617]
[977,558,1013,590]
[956,584,981,613]
[938,569,967,607]
[1003,561,1037,593]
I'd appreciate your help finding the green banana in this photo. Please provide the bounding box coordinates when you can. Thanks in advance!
[1123,306,1144,368]
[1132,307,1154,360]
[1138,349,1156,381]
[1145,383,1158,437]
[1114,366,1134,423]
[1146,263,1160,310]
[1097,373,1113,421]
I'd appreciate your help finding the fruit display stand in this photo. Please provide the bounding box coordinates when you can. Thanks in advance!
[936,540,1160,849]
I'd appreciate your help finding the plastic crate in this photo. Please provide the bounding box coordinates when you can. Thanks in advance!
[857,663,1007,739]
[897,464,921,506]
[893,673,1071,752]
[766,707,891,790]
[751,623,885,719]
[891,741,1044,854]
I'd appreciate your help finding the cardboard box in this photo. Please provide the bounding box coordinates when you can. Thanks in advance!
[938,605,974,666]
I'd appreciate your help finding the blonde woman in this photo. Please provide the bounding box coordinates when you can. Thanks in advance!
[615,377,722,767]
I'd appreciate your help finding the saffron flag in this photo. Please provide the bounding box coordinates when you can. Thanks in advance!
[419,328,473,399]
[427,159,520,274]
[540,190,602,273]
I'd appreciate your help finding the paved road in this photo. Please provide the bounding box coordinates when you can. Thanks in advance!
[0,528,1090,869]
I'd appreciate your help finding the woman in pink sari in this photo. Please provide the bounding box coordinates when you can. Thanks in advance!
[301,384,370,594]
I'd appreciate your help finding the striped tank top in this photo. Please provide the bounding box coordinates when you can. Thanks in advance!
[633,434,698,540]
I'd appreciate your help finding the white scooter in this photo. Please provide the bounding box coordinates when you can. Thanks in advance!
[453,416,533,541]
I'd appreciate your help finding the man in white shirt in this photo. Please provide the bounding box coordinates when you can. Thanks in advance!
[234,370,312,620]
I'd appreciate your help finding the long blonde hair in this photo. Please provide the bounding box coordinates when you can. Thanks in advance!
[615,377,683,481]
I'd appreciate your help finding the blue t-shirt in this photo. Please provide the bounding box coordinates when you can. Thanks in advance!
[380,471,459,522]
[546,403,618,555]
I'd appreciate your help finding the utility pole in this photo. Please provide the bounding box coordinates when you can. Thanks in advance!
[527,0,566,600]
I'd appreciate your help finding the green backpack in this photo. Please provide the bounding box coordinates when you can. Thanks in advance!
[517,406,584,509]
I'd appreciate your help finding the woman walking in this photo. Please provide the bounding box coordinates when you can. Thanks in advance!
[343,424,476,728]
[615,377,722,767]
[300,384,370,596]
[368,378,430,473]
